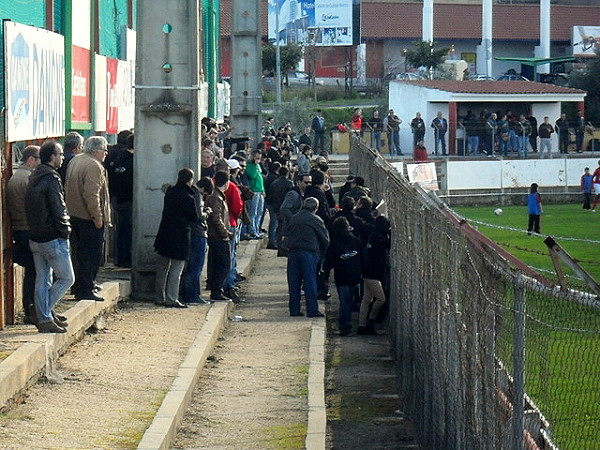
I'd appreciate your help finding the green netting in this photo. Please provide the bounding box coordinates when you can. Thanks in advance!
[98,0,128,58]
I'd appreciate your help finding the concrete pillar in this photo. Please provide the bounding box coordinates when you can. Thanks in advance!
[132,0,206,299]
[422,0,434,43]
[477,0,493,77]
[230,0,262,143]
[535,0,551,75]
[448,102,457,155]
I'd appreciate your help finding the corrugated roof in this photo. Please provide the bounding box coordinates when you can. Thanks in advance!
[220,1,600,42]
[395,80,587,95]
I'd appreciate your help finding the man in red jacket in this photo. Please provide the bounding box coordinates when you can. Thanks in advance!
[223,160,244,302]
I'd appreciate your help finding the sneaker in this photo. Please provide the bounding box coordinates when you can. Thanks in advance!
[210,293,232,302]
[184,297,210,304]
[225,288,242,304]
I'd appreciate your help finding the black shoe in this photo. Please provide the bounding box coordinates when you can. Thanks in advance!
[307,312,325,318]
[357,326,378,335]
[210,293,232,302]
[290,312,304,317]
[225,288,242,304]
[235,273,246,281]
[266,242,278,250]
[317,292,331,301]
[76,293,105,302]
[184,297,210,304]
[164,300,188,308]
[340,329,353,337]
[93,283,103,292]
[28,304,39,325]
[37,320,67,334]
[52,311,68,327]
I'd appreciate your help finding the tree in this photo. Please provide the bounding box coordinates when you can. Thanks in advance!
[569,49,600,125]
[405,40,450,71]
[261,42,303,75]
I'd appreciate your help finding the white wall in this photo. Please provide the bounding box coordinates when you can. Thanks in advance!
[445,158,598,190]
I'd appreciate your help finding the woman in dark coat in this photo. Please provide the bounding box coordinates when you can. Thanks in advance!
[154,168,199,308]
[358,215,391,334]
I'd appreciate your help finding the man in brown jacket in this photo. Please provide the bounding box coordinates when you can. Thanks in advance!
[65,136,111,301]
[7,145,40,322]
[205,171,232,301]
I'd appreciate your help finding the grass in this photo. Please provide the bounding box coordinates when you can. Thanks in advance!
[456,203,600,449]
[453,203,600,284]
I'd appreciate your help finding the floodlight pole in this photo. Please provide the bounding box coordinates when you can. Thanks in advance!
[275,0,282,104]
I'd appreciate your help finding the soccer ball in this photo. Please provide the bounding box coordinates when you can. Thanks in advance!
[494,208,503,216]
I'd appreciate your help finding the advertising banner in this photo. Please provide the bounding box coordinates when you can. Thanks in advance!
[572,26,600,57]
[106,57,119,134]
[4,21,65,142]
[94,54,107,132]
[117,58,134,132]
[268,0,354,46]
[71,45,91,123]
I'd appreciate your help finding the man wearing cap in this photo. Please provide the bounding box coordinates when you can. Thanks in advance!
[7,145,41,323]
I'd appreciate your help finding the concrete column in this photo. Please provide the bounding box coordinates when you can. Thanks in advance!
[476,0,493,77]
[422,0,434,43]
[448,102,457,156]
[132,0,206,299]
[535,0,551,75]
[230,0,262,143]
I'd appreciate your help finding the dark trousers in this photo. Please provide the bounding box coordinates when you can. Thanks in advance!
[207,239,230,296]
[559,133,569,153]
[13,230,35,313]
[527,214,541,234]
[583,192,592,210]
[337,284,360,334]
[70,217,105,297]
[287,251,319,316]
[313,132,325,154]
[115,201,132,267]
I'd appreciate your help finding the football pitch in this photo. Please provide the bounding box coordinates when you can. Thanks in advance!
[453,203,600,285]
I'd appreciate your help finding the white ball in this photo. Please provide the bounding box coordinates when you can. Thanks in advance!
[494,208,503,216]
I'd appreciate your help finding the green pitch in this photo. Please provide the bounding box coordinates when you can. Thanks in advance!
[453,203,600,285]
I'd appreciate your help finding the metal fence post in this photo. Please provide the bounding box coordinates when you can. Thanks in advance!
[513,279,526,450]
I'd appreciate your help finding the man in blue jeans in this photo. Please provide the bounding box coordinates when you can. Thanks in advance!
[25,141,74,333]
[284,197,329,318]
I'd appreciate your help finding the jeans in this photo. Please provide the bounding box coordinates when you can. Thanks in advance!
[313,133,325,154]
[387,131,400,155]
[225,224,241,290]
[155,256,186,303]
[516,135,529,158]
[207,239,231,296]
[434,132,447,155]
[115,201,132,267]
[371,131,382,151]
[287,251,320,316]
[13,230,36,313]
[180,235,207,302]
[266,205,278,245]
[467,136,480,154]
[70,217,105,297]
[248,192,265,236]
[337,284,359,333]
[29,238,75,324]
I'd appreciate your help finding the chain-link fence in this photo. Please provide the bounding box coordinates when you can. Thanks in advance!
[349,139,600,449]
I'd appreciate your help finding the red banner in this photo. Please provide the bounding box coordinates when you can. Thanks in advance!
[106,57,118,134]
[71,45,90,123]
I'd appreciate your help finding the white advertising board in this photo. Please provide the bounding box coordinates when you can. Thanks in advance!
[572,26,600,57]
[4,21,65,142]
[116,59,135,132]
[94,54,107,132]
[268,0,353,46]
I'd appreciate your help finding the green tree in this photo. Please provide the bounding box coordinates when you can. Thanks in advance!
[569,49,600,125]
[262,42,303,75]
[405,40,450,71]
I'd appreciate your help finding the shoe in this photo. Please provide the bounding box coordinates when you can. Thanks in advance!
[93,283,103,292]
[210,293,232,302]
[307,312,325,318]
[266,242,278,250]
[52,312,68,327]
[23,315,36,325]
[317,292,331,301]
[28,305,39,325]
[340,329,353,337]
[37,320,67,334]
[290,312,304,317]
[163,300,188,308]
[240,234,252,241]
[225,288,243,304]
[76,293,105,302]
[249,234,264,240]
[235,273,246,281]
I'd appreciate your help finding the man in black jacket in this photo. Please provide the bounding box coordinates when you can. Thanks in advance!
[284,197,329,317]
[266,166,293,249]
[25,141,74,333]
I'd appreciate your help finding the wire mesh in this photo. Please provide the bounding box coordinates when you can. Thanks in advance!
[349,138,600,449]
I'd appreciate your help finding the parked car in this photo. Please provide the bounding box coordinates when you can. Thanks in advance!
[471,74,494,81]
[395,72,425,80]
[284,71,325,87]
[495,74,530,81]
